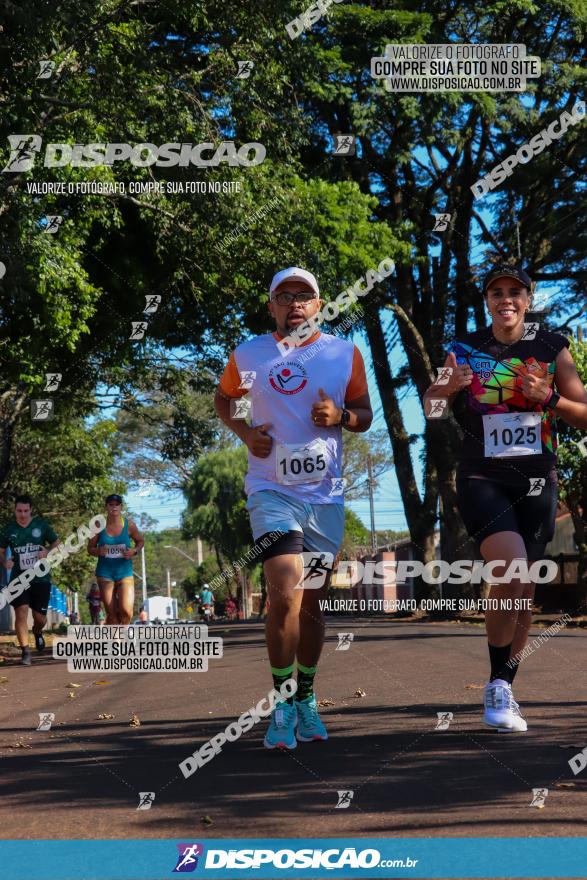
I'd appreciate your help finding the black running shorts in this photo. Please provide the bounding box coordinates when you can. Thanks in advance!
[456,471,558,559]
[11,580,51,614]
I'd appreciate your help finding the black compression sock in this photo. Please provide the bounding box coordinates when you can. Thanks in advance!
[271,664,295,705]
[508,659,519,684]
[488,642,514,684]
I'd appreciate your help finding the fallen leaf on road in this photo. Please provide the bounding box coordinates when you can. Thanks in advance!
[97,713,115,720]
[10,741,33,749]
[353,688,366,698]
[465,684,483,689]
[532,803,546,809]
[67,691,76,699]
[65,683,81,688]
[201,815,213,826]
[317,699,335,707]
[93,680,111,686]
[129,714,141,727]
[554,781,577,789]
[0,676,8,684]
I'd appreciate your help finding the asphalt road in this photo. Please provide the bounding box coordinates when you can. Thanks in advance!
[0,619,585,841]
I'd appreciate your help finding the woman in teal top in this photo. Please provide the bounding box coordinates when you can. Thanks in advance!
[88,494,144,625]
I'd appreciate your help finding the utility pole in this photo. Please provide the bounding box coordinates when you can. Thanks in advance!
[240,570,248,620]
[367,455,377,555]
[166,568,171,598]
[197,537,203,566]
[141,545,147,604]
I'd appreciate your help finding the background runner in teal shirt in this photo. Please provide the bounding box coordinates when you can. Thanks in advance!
[88,494,144,625]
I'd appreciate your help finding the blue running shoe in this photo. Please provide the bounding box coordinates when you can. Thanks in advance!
[263,701,297,750]
[296,695,328,742]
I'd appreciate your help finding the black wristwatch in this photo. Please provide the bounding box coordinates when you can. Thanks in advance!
[544,392,561,410]
[340,408,351,428]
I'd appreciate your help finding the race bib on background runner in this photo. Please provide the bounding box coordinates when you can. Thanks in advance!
[275,439,328,485]
[103,543,127,558]
[18,548,40,569]
[482,412,542,457]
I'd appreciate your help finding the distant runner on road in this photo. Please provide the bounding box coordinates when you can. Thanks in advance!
[216,266,372,749]
[0,494,60,665]
[86,582,102,624]
[87,494,144,625]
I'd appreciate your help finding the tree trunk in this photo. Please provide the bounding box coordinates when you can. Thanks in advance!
[0,390,27,489]
[362,304,438,593]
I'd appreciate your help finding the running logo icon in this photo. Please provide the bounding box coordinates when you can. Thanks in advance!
[44,373,62,391]
[44,215,63,234]
[137,792,155,810]
[333,135,356,155]
[236,60,254,79]
[527,478,546,496]
[425,398,448,419]
[144,295,161,313]
[37,60,55,79]
[231,398,251,420]
[529,788,548,808]
[335,790,354,808]
[136,479,156,497]
[173,843,204,872]
[130,321,148,340]
[336,632,354,651]
[238,370,256,390]
[435,711,453,731]
[2,135,42,172]
[297,551,334,589]
[435,367,453,385]
[31,400,54,421]
[433,213,451,232]
[37,712,55,731]
[329,477,345,496]
[522,322,539,341]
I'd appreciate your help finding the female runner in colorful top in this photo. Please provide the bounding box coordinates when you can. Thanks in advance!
[425,263,587,732]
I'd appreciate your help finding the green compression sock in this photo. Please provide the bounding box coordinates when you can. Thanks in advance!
[271,664,295,704]
[296,662,317,702]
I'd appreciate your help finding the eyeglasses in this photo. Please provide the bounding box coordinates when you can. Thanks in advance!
[272,291,317,306]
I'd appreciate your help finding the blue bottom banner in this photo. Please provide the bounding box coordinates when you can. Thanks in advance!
[1,838,586,879]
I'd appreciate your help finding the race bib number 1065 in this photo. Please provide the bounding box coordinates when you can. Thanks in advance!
[276,441,327,485]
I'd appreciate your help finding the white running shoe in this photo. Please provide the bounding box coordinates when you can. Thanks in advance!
[483,679,527,732]
[505,691,528,733]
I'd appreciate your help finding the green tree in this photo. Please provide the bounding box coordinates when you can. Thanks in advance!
[342,428,393,500]
[339,508,371,559]
[0,416,121,594]
[182,446,250,571]
[2,0,585,587]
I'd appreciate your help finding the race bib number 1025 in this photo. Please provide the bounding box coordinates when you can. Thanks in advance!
[482,412,542,457]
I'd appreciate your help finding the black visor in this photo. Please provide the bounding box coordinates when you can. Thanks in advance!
[105,494,123,504]
[483,263,532,293]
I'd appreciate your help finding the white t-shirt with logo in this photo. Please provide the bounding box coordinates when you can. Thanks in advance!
[224,333,357,504]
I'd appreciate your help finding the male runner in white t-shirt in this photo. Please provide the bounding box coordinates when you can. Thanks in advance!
[215,267,372,749]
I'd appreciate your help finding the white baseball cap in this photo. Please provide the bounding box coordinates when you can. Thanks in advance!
[269,267,319,298]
